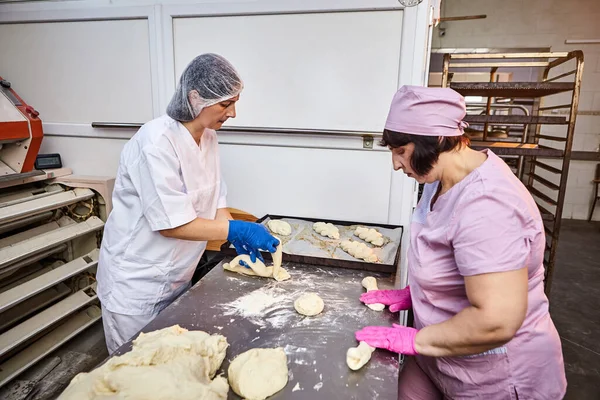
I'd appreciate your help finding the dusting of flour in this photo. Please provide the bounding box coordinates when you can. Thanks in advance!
[220,269,368,332]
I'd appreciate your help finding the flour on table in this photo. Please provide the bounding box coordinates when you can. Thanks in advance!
[222,285,296,330]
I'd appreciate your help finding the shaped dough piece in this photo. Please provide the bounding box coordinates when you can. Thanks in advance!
[313,222,340,239]
[340,240,378,263]
[223,241,290,281]
[58,325,229,400]
[267,220,292,236]
[271,238,284,280]
[361,276,385,311]
[354,226,384,247]
[294,293,325,316]
[228,348,288,400]
[346,341,376,371]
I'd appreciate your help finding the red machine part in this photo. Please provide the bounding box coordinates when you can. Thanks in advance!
[0,76,43,173]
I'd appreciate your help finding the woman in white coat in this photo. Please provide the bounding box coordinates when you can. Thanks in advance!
[97,54,279,353]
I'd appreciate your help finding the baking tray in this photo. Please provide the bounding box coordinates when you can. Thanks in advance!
[220,214,403,275]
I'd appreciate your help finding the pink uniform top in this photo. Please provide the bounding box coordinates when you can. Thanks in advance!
[409,150,566,399]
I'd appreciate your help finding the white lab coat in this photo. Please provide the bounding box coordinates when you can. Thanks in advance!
[97,115,227,317]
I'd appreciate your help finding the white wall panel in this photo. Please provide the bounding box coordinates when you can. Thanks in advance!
[173,11,403,131]
[0,19,153,124]
[39,136,127,177]
[220,144,394,223]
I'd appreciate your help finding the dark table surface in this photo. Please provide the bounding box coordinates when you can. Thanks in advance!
[114,259,400,399]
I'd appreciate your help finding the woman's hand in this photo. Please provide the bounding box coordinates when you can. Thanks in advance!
[227,221,279,263]
[360,286,412,312]
[355,324,419,355]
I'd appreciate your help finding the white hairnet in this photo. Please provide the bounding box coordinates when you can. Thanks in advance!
[167,53,243,122]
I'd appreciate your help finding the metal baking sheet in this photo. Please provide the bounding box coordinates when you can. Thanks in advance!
[112,259,400,399]
[221,214,403,274]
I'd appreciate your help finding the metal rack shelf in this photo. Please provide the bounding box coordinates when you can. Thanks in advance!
[442,50,584,296]
[470,142,563,157]
[464,115,567,125]
[450,82,575,98]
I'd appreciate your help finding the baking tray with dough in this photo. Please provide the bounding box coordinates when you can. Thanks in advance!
[221,214,404,275]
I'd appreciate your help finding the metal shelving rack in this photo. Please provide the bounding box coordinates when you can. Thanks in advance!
[441,51,584,295]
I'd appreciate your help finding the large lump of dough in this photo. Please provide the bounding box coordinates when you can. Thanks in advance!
[228,347,288,400]
[313,222,340,239]
[57,325,229,400]
[223,240,290,281]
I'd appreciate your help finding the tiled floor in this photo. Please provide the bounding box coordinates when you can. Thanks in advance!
[549,220,600,399]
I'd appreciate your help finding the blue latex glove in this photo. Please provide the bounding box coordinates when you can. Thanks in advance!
[227,220,279,263]
[231,241,263,264]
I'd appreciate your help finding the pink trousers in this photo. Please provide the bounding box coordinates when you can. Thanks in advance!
[398,357,443,400]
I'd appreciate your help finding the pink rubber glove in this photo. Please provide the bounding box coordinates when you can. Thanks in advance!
[360,286,412,312]
[355,324,419,355]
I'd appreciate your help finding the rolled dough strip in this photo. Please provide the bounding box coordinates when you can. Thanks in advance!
[346,341,376,371]
[361,276,385,311]
[271,238,283,280]
[223,241,290,282]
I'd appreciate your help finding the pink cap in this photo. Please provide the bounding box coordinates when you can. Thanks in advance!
[384,85,468,137]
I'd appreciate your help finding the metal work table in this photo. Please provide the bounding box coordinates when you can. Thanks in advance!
[113,259,400,399]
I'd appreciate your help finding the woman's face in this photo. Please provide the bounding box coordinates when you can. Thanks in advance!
[390,143,436,184]
[197,94,240,130]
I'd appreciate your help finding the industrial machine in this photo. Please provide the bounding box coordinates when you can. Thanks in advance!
[0,76,43,177]
[0,78,113,389]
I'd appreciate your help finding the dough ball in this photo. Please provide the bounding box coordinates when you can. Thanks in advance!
[267,220,292,236]
[228,348,288,400]
[294,293,325,316]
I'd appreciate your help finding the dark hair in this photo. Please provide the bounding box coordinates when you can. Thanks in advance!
[379,130,470,176]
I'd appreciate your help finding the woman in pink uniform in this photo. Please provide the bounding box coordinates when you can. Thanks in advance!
[356,86,566,399]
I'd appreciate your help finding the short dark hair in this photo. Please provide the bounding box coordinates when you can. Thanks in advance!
[379,130,470,176]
